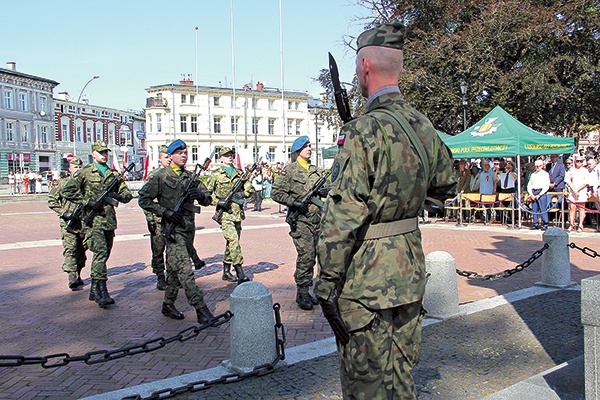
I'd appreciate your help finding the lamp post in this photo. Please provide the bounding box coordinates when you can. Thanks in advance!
[73,76,99,157]
[460,81,468,131]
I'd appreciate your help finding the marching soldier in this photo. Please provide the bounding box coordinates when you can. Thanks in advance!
[62,141,133,308]
[315,22,456,398]
[271,136,330,310]
[138,139,214,323]
[48,156,87,290]
[206,147,254,285]
[143,145,206,290]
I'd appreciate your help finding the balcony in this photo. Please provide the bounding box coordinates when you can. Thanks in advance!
[146,97,169,108]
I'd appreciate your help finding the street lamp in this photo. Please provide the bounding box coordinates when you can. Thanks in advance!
[73,75,99,157]
[460,81,468,131]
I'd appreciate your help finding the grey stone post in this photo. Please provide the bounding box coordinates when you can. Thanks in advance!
[538,227,572,287]
[222,281,277,373]
[424,251,460,319]
[581,275,600,400]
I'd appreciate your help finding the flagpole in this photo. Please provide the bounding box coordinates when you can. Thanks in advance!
[230,0,238,162]
[279,0,286,161]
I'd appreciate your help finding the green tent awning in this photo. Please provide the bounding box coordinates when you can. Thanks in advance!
[443,106,574,158]
[322,145,338,159]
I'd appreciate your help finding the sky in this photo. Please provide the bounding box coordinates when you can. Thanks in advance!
[1,0,371,112]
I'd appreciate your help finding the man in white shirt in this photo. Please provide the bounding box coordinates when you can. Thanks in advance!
[527,159,551,230]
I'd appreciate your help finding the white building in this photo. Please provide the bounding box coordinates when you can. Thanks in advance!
[144,78,337,170]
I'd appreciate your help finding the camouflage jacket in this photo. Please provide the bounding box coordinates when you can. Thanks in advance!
[314,90,457,326]
[142,167,163,223]
[206,166,254,223]
[271,161,329,226]
[138,166,211,232]
[62,163,133,231]
[47,176,80,230]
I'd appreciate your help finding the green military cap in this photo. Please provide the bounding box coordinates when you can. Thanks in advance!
[158,145,168,154]
[69,156,83,165]
[92,140,110,152]
[220,147,235,156]
[356,20,406,52]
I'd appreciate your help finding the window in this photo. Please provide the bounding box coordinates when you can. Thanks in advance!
[109,126,116,144]
[295,101,300,110]
[253,146,259,161]
[192,147,198,163]
[268,147,276,162]
[268,99,274,109]
[18,93,27,111]
[96,122,103,142]
[231,116,238,133]
[268,118,275,135]
[4,90,13,109]
[40,126,48,144]
[288,101,292,110]
[22,123,29,142]
[213,116,221,133]
[252,98,258,108]
[213,96,220,106]
[157,114,162,132]
[76,125,83,142]
[147,115,152,133]
[39,96,47,114]
[252,117,259,134]
[6,122,14,141]
[95,110,100,117]
[191,116,197,133]
[86,126,92,143]
[62,123,69,141]
[181,94,187,104]
[180,115,187,132]
[295,120,301,135]
[189,94,195,104]
[287,119,293,135]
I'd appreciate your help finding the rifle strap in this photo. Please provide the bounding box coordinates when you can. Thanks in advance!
[356,217,418,241]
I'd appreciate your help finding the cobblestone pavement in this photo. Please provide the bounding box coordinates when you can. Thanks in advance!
[0,197,596,399]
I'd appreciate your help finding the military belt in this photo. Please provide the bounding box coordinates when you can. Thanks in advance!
[357,217,419,241]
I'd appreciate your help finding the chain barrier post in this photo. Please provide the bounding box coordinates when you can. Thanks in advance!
[223,281,278,373]
[538,227,573,288]
[424,251,460,319]
[581,275,600,399]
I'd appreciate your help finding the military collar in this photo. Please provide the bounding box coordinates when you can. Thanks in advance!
[365,85,401,111]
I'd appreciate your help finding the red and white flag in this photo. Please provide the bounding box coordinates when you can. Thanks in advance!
[142,156,150,180]
[111,153,121,172]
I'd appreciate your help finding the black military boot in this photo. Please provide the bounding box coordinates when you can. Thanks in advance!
[296,289,313,311]
[156,273,167,291]
[221,263,237,282]
[75,271,84,287]
[96,280,115,308]
[161,302,184,320]
[196,304,215,324]
[193,258,206,270]
[233,264,250,285]
[68,272,79,291]
[308,292,319,306]
[89,279,100,301]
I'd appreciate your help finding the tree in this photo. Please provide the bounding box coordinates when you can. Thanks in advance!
[319,0,600,138]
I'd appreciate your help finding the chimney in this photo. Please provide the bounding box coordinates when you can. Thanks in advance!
[6,61,16,71]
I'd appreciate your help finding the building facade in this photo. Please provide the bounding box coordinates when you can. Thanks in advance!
[54,93,146,173]
[145,78,337,170]
[0,62,59,177]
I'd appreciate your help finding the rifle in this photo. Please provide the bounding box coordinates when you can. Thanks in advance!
[285,170,331,232]
[162,149,216,240]
[328,52,353,124]
[212,161,259,225]
[64,203,83,234]
[81,162,135,227]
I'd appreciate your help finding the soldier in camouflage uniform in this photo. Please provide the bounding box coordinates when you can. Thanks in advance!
[138,139,214,323]
[272,136,330,310]
[315,22,457,399]
[206,147,254,285]
[143,145,206,291]
[62,141,133,308]
[48,156,87,291]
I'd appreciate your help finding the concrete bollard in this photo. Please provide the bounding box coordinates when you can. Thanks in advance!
[538,227,572,288]
[424,251,460,319]
[581,275,600,400]
[222,281,277,373]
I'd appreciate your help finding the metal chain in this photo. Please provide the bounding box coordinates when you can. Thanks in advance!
[0,311,233,369]
[456,243,549,280]
[122,303,287,400]
[568,242,600,258]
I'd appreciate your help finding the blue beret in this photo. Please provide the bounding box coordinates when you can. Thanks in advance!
[166,139,187,155]
[291,136,310,153]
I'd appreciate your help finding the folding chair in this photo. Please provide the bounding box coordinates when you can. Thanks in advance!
[462,193,480,223]
[474,194,496,224]
[444,193,463,224]
[493,193,515,225]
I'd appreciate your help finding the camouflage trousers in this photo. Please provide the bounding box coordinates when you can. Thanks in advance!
[220,219,243,265]
[151,223,203,275]
[60,228,86,274]
[83,228,115,281]
[338,300,425,400]
[163,229,206,309]
[290,220,319,289]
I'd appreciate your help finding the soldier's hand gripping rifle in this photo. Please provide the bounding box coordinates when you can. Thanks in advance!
[162,149,216,240]
[64,203,84,234]
[328,52,353,124]
[286,170,331,233]
[80,162,136,227]
[212,161,259,225]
